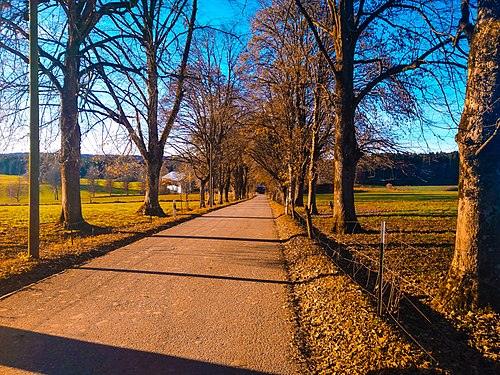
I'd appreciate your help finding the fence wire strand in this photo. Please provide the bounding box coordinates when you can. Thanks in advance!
[290,210,441,364]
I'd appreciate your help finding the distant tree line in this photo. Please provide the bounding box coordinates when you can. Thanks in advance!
[0,152,459,187]
[0,153,27,175]
[0,153,175,178]
[355,152,459,186]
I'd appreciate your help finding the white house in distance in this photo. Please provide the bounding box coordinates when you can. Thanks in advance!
[161,171,184,193]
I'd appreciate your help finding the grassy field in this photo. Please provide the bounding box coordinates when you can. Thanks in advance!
[0,174,194,205]
[294,187,499,365]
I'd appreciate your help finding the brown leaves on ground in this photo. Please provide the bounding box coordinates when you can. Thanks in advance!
[272,202,434,374]
[271,201,499,374]
[305,199,500,368]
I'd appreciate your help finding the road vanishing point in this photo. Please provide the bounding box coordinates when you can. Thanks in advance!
[0,195,299,375]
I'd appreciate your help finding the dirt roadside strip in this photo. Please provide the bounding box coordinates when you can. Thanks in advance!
[0,195,301,375]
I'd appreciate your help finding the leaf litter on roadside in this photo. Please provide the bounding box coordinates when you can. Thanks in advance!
[271,201,499,374]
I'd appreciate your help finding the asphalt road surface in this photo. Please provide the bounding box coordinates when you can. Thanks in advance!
[0,195,299,375]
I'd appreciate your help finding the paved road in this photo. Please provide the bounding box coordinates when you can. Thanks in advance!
[0,195,298,375]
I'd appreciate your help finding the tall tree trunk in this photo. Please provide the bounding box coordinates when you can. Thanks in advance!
[434,2,500,311]
[307,155,319,215]
[137,46,166,217]
[58,50,87,230]
[281,186,287,206]
[243,166,249,198]
[199,178,207,208]
[287,162,295,216]
[295,164,306,207]
[224,172,231,203]
[138,159,165,216]
[332,103,362,233]
[308,121,318,215]
[309,75,325,216]
[235,164,245,200]
[218,180,223,205]
[310,173,318,215]
[331,3,362,233]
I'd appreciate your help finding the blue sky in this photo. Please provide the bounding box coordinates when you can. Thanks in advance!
[197,0,259,35]
[1,0,461,155]
[91,0,461,155]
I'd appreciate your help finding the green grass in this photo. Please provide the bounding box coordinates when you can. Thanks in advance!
[303,185,459,299]
[314,185,458,203]
[80,178,144,198]
[0,174,58,205]
[0,174,198,206]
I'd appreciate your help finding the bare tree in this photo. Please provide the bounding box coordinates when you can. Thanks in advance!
[88,0,197,216]
[6,175,26,203]
[295,0,466,232]
[85,157,103,198]
[434,0,500,312]
[0,0,137,230]
[40,153,61,200]
[115,156,141,196]
[247,0,334,214]
[174,28,244,207]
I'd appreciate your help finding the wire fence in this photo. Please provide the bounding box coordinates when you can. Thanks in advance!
[290,210,447,363]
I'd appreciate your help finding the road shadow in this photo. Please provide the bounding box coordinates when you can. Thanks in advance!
[0,326,275,375]
[76,266,292,285]
[152,234,282,243]
[75,267,335,287]
[201,216,274,220]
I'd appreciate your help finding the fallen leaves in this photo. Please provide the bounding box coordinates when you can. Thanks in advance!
[271,201,435,374]
[272,197,499,374]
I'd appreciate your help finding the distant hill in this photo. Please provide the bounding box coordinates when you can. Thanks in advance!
[0,153,28,175]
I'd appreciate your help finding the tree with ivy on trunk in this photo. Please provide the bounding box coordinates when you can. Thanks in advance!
[433,0,500,312]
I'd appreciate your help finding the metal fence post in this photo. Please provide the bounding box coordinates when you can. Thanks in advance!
[378,221,386,316]
[173,200,177,219]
